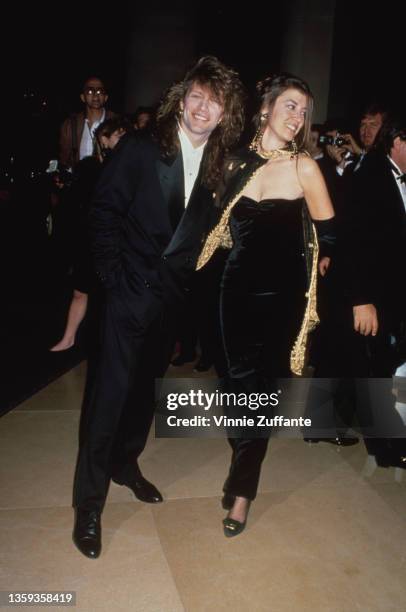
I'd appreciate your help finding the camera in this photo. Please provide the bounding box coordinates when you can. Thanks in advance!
[46,160,74,188]
[319,134,349,147]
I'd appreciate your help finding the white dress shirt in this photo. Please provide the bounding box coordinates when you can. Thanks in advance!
[178,126,206,207]
[388,156,406,212]
[336,152,365,176]
[79,110,106,160]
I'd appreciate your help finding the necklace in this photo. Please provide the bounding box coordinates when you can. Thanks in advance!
[257,144,295,160]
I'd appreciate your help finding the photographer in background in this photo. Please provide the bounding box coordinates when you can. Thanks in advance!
[326,104,386,176]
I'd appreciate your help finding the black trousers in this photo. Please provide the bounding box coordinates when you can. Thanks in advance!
[308,290,406,460]
[73,290,176,512]
[223,437,269,501]
[220,273,304,501]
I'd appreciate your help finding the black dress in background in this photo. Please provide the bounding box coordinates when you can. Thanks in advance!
[221,195,307,500]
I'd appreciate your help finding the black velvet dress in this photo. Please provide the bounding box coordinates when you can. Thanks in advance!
[221,195,307,500]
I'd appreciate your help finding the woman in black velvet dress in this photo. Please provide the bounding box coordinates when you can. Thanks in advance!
[197,74,335,536]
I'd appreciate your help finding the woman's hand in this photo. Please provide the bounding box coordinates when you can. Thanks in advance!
[319,256,330,276]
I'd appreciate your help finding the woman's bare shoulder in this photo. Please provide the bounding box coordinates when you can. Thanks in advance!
[297,153,320,178]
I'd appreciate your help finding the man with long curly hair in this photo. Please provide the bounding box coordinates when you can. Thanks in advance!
[72,56,245,558]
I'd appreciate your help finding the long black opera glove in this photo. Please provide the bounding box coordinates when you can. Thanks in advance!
[312,216,336,259]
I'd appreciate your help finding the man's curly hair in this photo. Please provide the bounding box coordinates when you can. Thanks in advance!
[156,56,245,189]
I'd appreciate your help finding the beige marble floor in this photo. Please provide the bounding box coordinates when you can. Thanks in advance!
[1,361,405,611]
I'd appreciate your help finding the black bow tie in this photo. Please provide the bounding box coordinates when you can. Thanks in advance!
[388,158,406,183]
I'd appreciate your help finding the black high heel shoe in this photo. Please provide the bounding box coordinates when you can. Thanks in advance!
[223,498,250,538]
[223,516,246,537]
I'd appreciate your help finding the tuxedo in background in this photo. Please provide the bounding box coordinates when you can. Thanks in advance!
[347,151,405,332]
[73,132,214,512]
[310,147,406,455]
[346,149,406,459]
[313,149,405,376]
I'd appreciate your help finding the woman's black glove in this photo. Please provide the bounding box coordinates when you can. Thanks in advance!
[313,216,336,259]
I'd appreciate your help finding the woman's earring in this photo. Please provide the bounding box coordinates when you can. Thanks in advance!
[291,137,298,158]
[249,113,268,152]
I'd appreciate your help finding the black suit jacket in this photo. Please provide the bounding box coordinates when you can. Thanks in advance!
[89,133,214,327]
[344,151,406,322]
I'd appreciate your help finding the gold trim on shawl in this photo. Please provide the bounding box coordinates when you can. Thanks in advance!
[290,225,319,376]
[196,165,265,270]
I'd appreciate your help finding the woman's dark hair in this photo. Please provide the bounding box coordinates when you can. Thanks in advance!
[254,73,314,151]
[156,55,245,189]
[94,116,132,141]
[132,106,154,121]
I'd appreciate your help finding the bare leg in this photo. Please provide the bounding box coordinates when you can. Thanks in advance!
[50,290,88,351]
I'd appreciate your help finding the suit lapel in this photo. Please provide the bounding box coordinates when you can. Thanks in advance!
[384,158,405,221]
[165,187,211,256]
[156,151,185,231]
[163,150,209,255]
[156,152,177,207]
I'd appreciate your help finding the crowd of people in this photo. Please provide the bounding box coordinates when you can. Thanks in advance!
[38,60,405,557]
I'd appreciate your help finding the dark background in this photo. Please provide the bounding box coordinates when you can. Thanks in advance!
[2,1,403,159]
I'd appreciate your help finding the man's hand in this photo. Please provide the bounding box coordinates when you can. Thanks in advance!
[326,144,347,165]
[324,130,346,166]
[319,256,330,276]
[340,133,362,157]
[353,304,378,336]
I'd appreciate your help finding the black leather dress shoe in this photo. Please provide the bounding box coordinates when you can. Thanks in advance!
[304,436,359,446]
[73,509,101,559]
[171,353,196,367]
[221,493,235,510]
[113,475,163,503]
